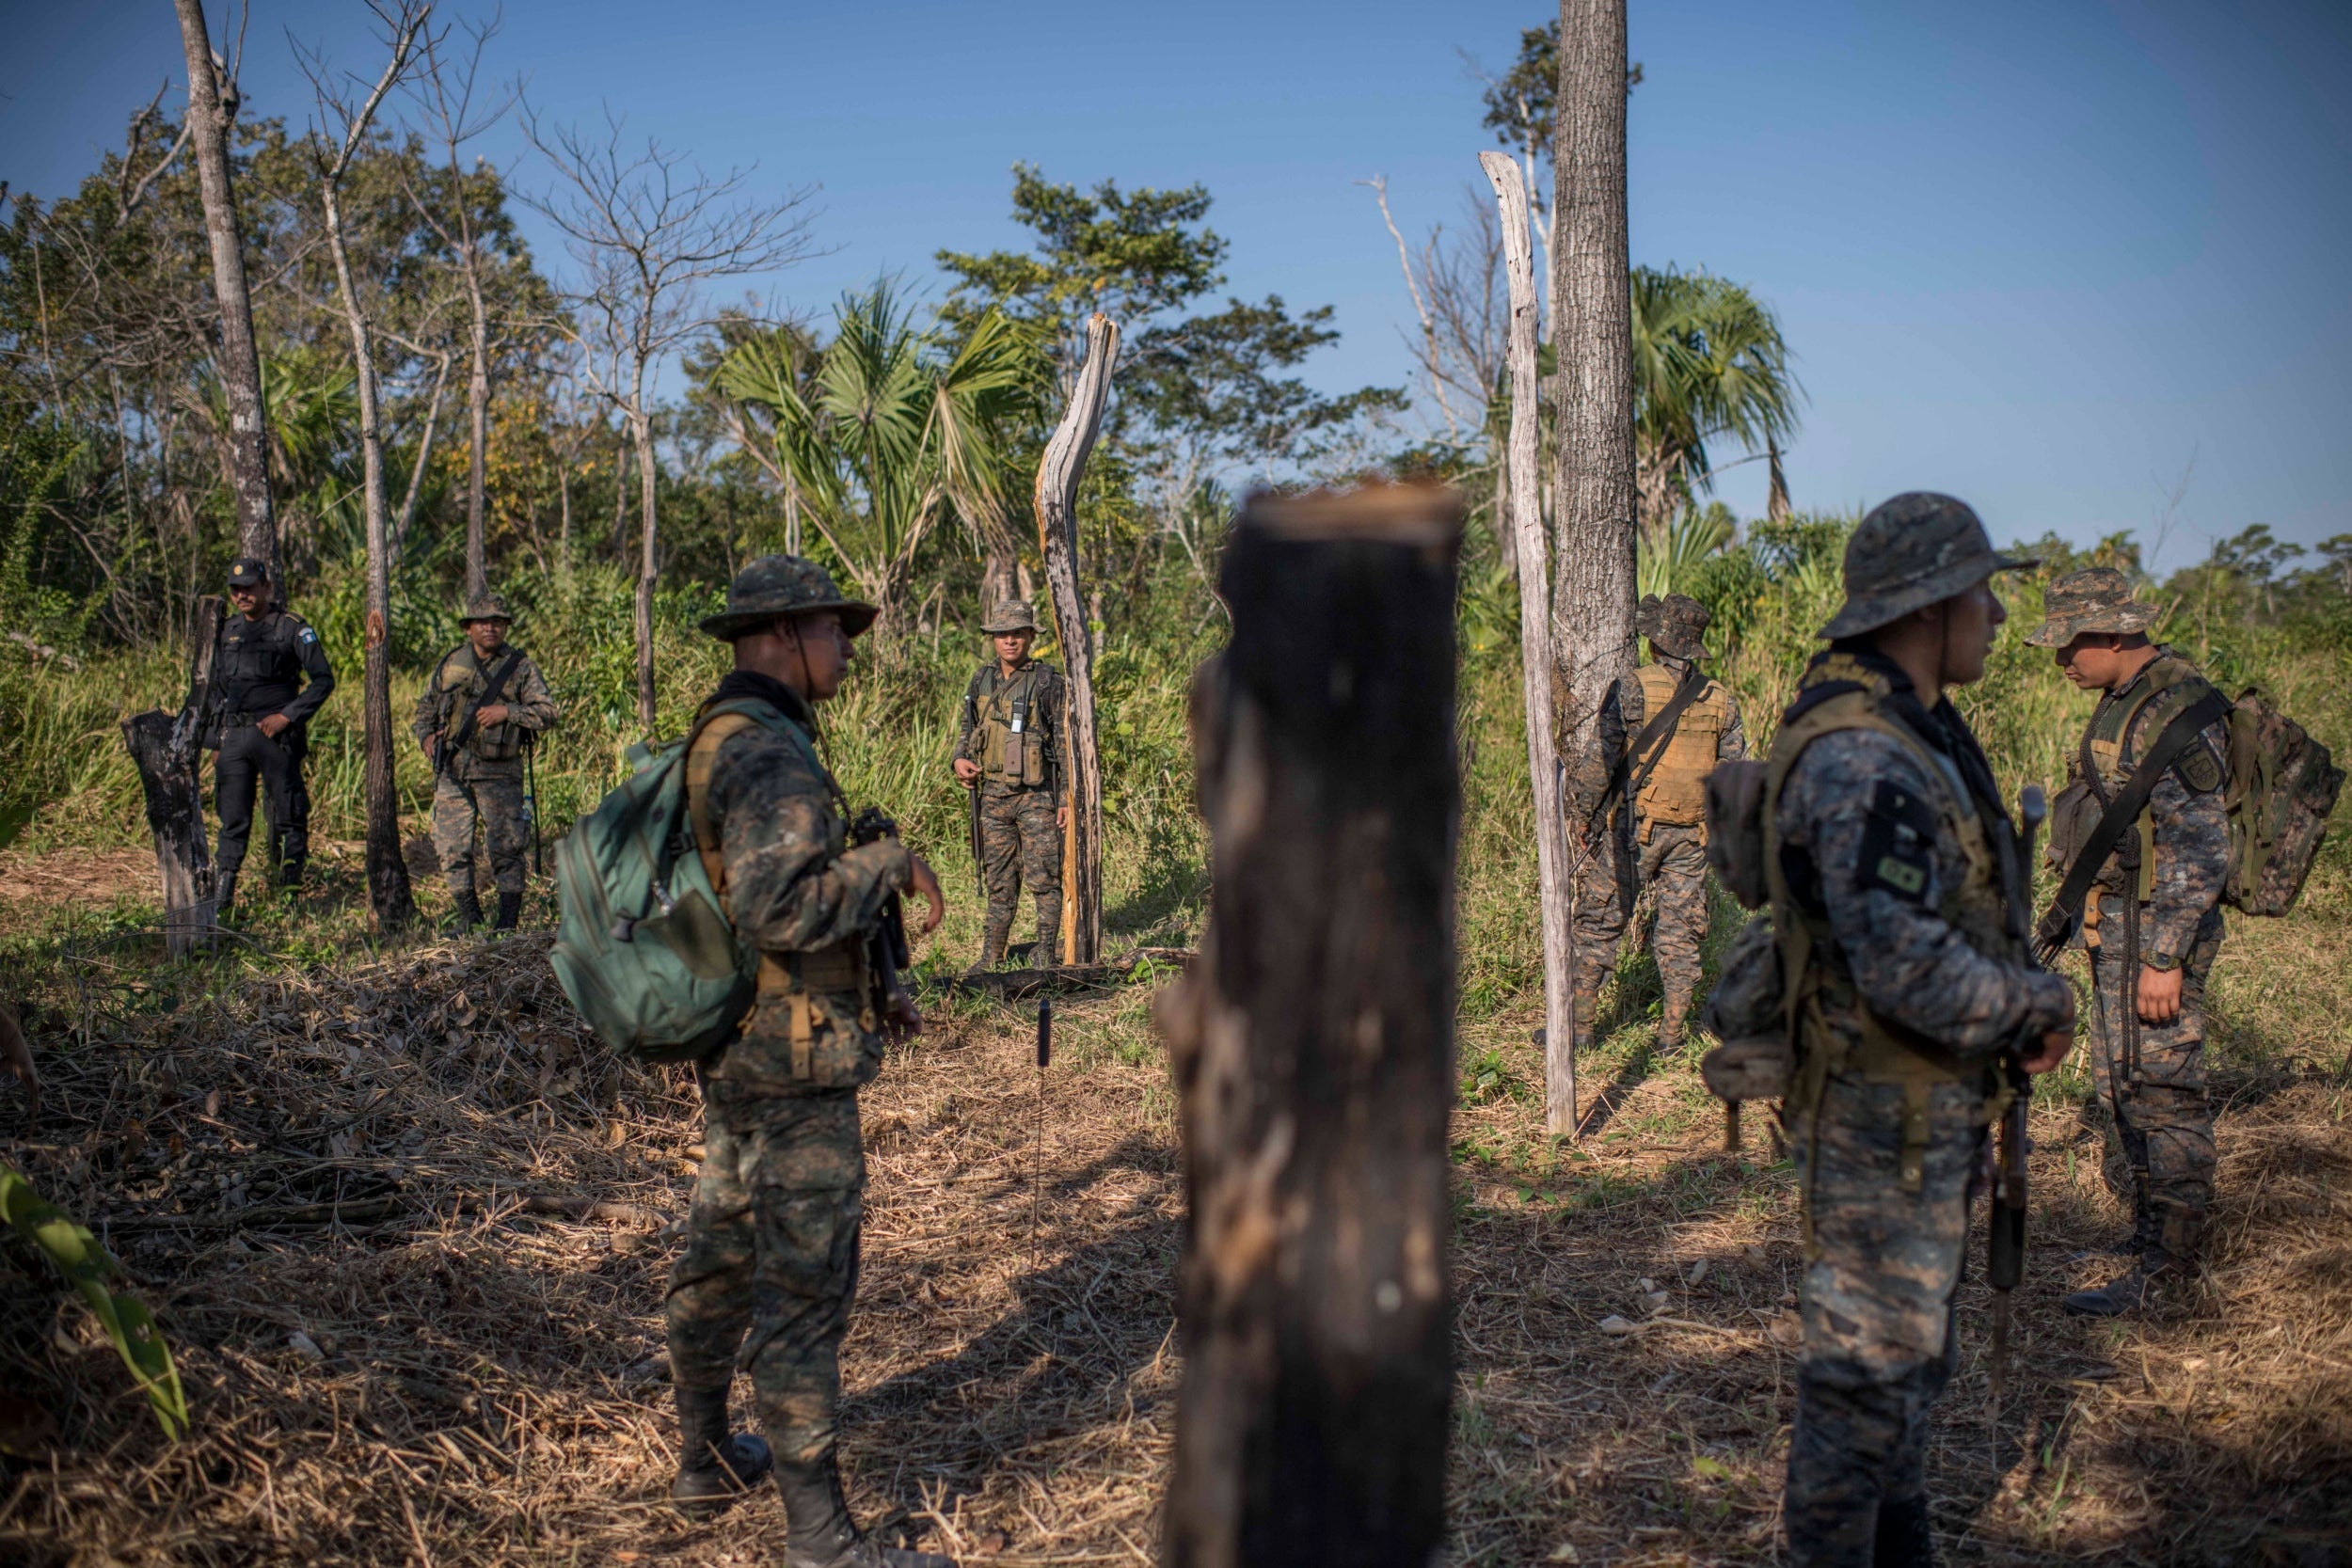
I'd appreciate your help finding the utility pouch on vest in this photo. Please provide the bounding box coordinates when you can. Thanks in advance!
[1007,697,1029,780]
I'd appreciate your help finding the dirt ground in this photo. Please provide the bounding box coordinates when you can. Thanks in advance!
[2,910,2348,1565]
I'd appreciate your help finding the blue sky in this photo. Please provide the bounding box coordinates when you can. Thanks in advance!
[6,0,2346,574]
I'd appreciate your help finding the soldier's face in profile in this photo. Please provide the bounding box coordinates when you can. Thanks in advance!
[2056,634,2126,690]
[793,611,852,700]
[1941,580,2005,687]
[467,619,508,657]
[993,629,1034,664]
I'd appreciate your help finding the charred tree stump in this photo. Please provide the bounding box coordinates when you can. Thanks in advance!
[1157,484,1463,1568]
[1034,312,1118,966]
[122,595,223,956]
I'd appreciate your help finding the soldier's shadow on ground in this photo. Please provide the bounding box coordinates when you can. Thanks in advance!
[846,1130,1181,1528]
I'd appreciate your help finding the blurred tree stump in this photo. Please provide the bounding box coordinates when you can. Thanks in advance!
[1157,484,1462,1568]
[122,595,223,956]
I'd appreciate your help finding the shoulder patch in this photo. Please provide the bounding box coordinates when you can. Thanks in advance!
[1857,778,1938,903]
[2176,738,2223,795]
[298,626,316,644]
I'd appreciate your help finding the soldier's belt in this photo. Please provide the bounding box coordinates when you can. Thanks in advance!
[751,941,869,1083]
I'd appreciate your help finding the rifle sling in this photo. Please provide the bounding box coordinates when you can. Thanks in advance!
[2036,686,2231,957]
[444,647,525,759]
[1592,663,1708,831]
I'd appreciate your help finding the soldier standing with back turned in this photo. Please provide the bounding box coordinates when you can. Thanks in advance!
[412,594,558,931]
[2026,567,2230,1316]
[209,557,335,916]
[950,599,1071,971]
[1574,591,1747,1051]
[1764,495,2075,1565]
[662,556,952,1567]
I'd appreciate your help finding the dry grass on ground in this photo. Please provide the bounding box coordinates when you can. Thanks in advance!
[4,888,2350,1565]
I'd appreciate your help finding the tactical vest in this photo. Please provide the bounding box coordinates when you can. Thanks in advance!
[2055,651,2224,903]
[1762,656,2018,1215]
[429,644,532,764]
[685,709,879,1090]
[1629,663,1731,832]
[971,662,1056,788]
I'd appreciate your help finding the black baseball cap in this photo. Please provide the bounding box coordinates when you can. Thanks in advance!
[227,557,270,589]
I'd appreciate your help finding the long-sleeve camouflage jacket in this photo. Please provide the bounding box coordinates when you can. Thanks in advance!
[2073,649,2232,970]
[1777,655,2074,1062]
[410,642,559,776]
[699,672,913,1095]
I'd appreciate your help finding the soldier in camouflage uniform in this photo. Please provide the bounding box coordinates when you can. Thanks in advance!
[411,594,558,931]
[1574,592,1747,1050]
[951,599,1071,970]
[2026,568,2230,1316]
[1767,495,2076,1566]
[663,556,952,1568]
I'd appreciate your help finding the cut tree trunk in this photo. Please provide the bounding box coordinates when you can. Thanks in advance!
[1550,0,1639,1042]
[1481,151,1578,1136]
[121,595,225,957]
[1158,483,1462,1568]
[1033,312,1117,967]
[172,0,278,589]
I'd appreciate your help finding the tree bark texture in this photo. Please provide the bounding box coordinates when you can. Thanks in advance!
[1481,151,1578,1135]
[319,46,420,932]
[1033,313,1117,967]
[1548,0,1639,816]
[1156,483,1461,1568]
[121,595,225,957]
[464,270,491,600]
[633,409,659,731]
[171,0,278,588]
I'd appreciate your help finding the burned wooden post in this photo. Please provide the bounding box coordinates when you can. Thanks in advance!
[1034,311,1118,967]
[1157,484,1462,1568]
[121,595,223,956]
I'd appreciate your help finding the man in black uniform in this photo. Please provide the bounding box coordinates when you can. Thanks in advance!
[208,557,335,915]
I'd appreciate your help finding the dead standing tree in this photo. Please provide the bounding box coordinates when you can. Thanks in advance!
[405,11,519,602]
[1034,312,1116,967]
[298,0,429,932]
[170,0,278,588]
[521,106,816,731]
[121,597,226,955]
[1157,484,1462,1568]
[1481,150,1577,1134]
[1549,0,1639,1040]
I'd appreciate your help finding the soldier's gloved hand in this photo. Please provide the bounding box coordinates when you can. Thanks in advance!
[907,855,946,934]
[952,758,979,784]
[2136,963,2184,1026]
[884,988,923,1041]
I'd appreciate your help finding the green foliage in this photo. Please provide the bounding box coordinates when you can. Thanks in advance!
[1630,266,1801,528]
[2,1164,188,1440]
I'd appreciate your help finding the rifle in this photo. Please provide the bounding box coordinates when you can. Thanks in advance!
[1989,783,2046,1422]
[433,646,524,782]
[525,731,542,878]
[850,806,914,1015]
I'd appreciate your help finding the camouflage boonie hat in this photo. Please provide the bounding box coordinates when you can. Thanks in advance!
[1638,591,1710,659]
[980,597,1041,635]
[226,556,270,589]
[2022,567,2158,648]
[457,592,514,625]
[699,554,877,641]
[1819,492,2039,640]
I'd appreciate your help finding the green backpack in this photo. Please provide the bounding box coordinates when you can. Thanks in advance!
[551,698,805,1061]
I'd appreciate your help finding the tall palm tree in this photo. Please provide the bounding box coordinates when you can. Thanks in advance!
[716,284,1039,625]
[1629,265,1799,546]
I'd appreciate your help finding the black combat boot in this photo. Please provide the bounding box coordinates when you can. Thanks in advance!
[668,1383,771,1519]
[453,889,485,930]
[1874,1493,1936,1566]
[277,855,306,893]
[774,1452,955,1568]
[2064,1247,2187,1317]
[494,891,521,932]
[214,870,239,922]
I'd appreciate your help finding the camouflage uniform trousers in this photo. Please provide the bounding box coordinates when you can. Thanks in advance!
[980,783,1062,965]
[431,765,530,897]
[1785,1072,1985,1567]
[1570,821,1709,1027]
[2084,898,2221,1259]
[666,1083,864,1467]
